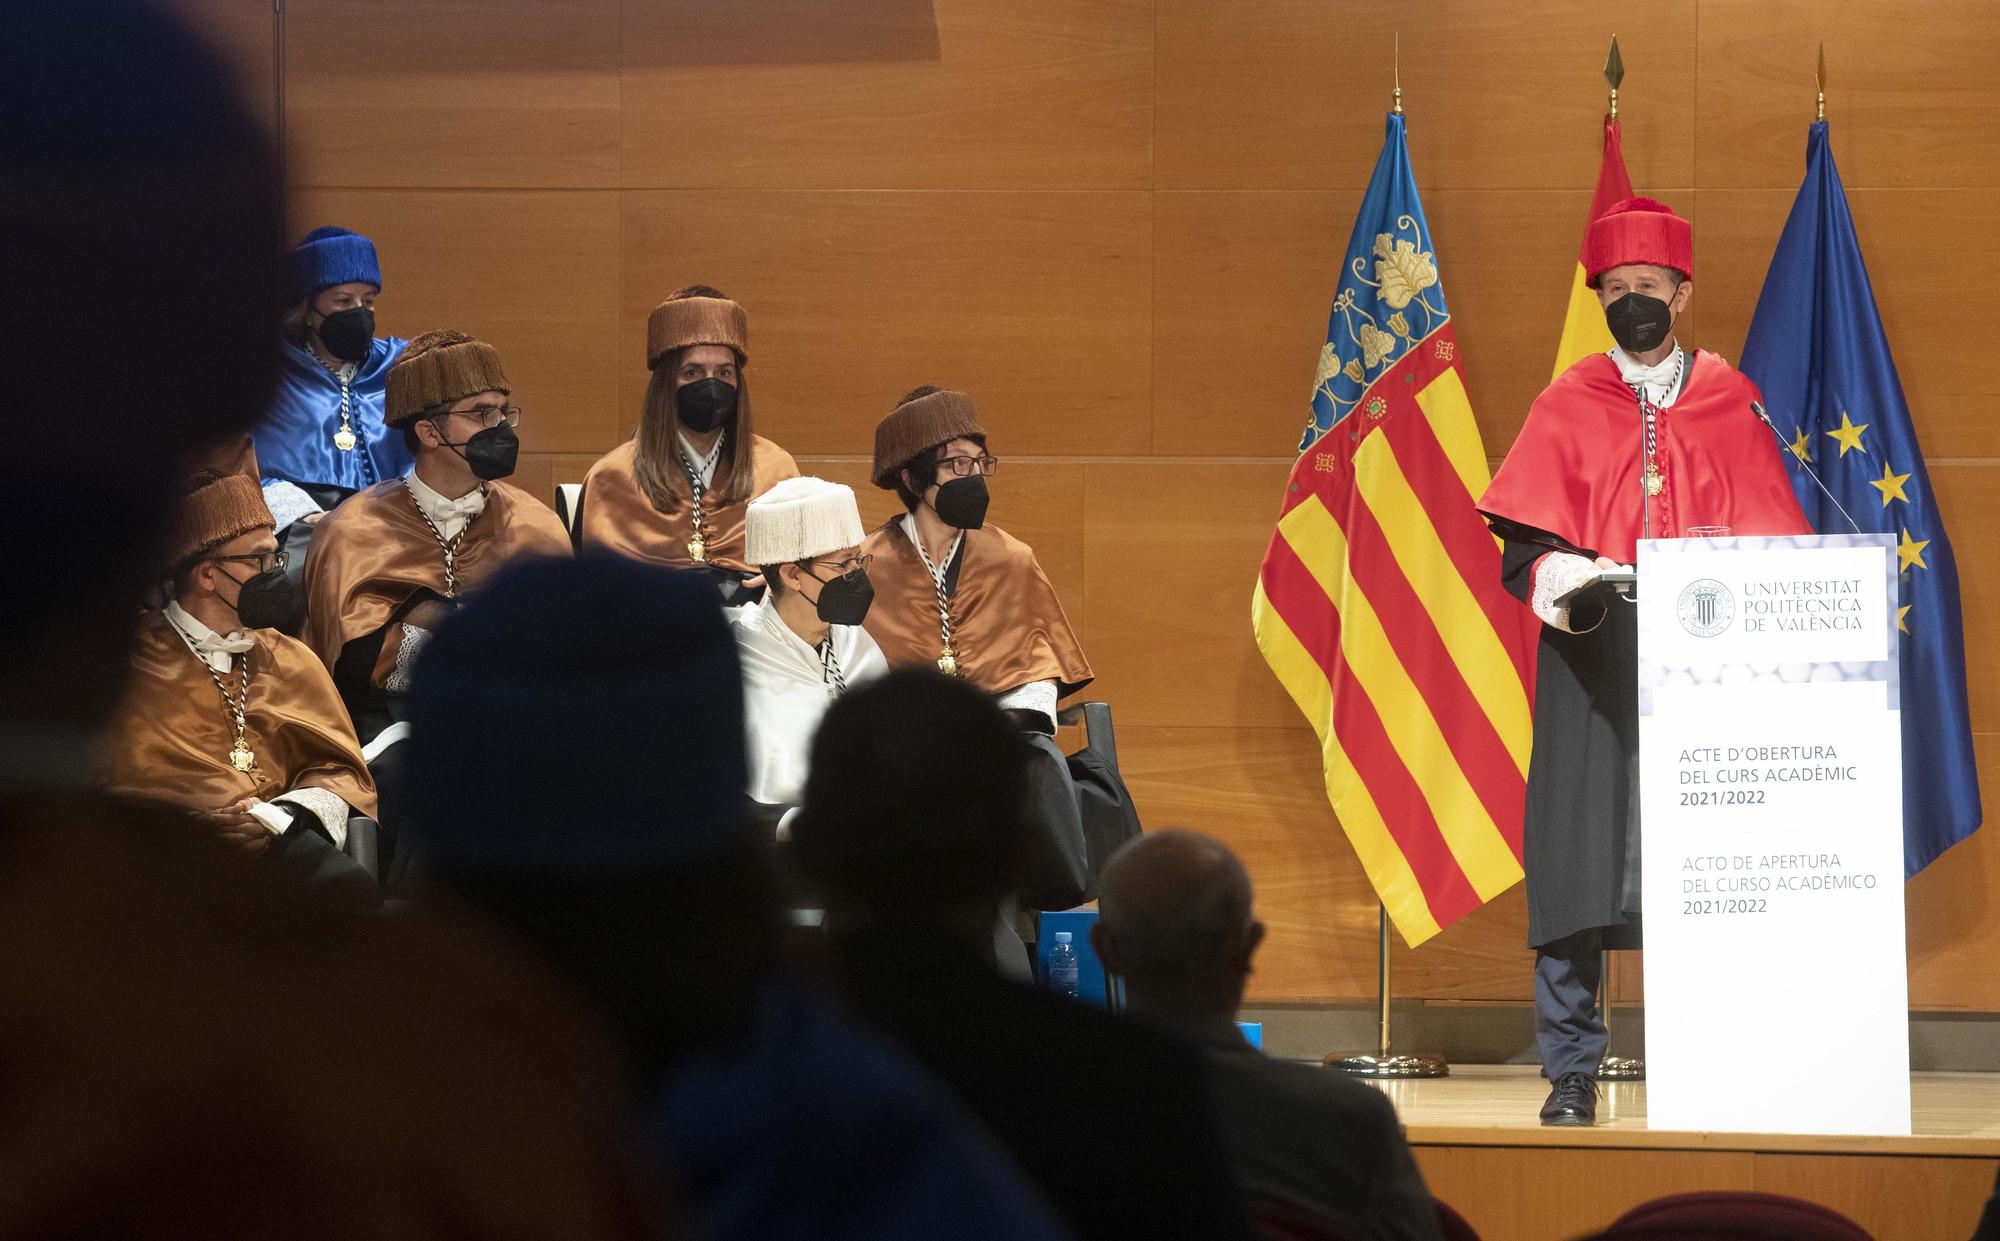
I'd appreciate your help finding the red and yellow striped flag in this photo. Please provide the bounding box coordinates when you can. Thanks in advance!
[1552,117,1634,378]
[1252,114,1539,947]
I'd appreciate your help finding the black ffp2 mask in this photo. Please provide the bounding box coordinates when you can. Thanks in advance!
[455,423,520,481]
[1604,291,1675,355]
[315,306,375,363]
[810,568,875,626]
[677,377,739,434]
[932,475,989,530]
[231,566,302,632]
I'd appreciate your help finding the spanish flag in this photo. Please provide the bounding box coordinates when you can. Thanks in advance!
[1551,116,1634,378]
[1252,113,1539,947]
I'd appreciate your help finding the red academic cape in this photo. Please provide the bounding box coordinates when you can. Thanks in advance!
[1480,350,1810,563]
[1478,349,1810,949]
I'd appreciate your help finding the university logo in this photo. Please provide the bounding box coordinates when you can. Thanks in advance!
[1677,578,1734,638]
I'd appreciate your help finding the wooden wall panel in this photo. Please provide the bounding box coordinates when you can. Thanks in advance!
[1080,463,1299,728]
[1415,1145,1999,1241]
[1696,0,2000,189]
[1415,1145,1757,1241]
[1155,0,1697,191]
[289,189,624,455]
[1151,188,1624,461]
[1752,1153,2000,1241]
[269,0,1998,1007]
[285,0,621,189]
[619,0,1153,190]
[618,191,1154,456]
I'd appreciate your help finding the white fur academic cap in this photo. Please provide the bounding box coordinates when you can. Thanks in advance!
[744,476,866,565]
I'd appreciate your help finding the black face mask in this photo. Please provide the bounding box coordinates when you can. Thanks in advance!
[451,423,520,481]
[676,377,739,434]
[932,475,989,530]
[1604,291,1676,355]
[807,567,875,627]
[229,565,302,632]
[314,305,376,363]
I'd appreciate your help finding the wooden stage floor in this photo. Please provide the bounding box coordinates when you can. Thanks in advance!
[1359,1065,1998,1241]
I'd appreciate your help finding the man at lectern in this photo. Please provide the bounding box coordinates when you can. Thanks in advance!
[1478,197,1810,1126]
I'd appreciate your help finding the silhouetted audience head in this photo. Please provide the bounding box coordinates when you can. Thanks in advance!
[405,553,778,1074]
[793,669,1029,939]
[4,0,282,733]
[1094,830,1266,1019]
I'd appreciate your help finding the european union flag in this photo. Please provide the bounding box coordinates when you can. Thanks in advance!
[1741,120,1982,876]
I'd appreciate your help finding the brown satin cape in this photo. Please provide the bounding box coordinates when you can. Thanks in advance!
[578,435,800,573]
[859,517,1092,697]
[98,612,378,818]
[301,477,572,685]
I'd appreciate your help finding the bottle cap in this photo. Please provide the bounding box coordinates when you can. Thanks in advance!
[1053,931,1072,944]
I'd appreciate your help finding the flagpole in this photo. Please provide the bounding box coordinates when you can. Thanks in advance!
[1816,42,1827,121]
[1323,38,1445,1081]
[1605,33,1622,120]
[1575,29,1648,1085]
[1326,904,1448,1077]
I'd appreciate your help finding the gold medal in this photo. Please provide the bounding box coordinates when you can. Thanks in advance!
[229,742,256,773]
[937,649,958,677]
[334,427,357,452]
[688,535,707,563]
[1644,465,1664,497]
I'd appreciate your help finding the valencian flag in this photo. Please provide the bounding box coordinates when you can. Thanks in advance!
[1551,116,1635,378]
[1740,120,1982,875]
[1252,113,1540,947]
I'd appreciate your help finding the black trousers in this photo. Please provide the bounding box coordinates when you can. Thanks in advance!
[1535,926,1608,1081]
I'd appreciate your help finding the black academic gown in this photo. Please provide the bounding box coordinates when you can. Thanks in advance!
[1494,522,1643,952]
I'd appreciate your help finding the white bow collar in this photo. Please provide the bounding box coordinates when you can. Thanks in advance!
[165,602,254,674]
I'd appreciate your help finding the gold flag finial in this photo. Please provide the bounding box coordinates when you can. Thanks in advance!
[1392,31,1403,116]
[1605,34,1625,120]
[1816,42,1827,121]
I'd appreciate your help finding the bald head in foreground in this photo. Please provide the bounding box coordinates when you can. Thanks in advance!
[1095,831,1447,1241]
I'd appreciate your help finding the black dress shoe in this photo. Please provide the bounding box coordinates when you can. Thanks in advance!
[1540,1072,1598,1126]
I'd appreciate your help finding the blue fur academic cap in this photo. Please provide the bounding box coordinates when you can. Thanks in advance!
[283,226,381,304]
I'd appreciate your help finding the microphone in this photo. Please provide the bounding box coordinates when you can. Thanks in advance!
[1751,400,1863,534]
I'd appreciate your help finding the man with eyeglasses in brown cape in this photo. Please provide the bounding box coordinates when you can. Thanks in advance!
[862,386,1097,970]
[99,470,378,900]
[302,329,571,750]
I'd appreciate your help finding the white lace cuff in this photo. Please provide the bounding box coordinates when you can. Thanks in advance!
[1530,553,1606,634]
[275,786,352,851]
[996,679,1059,731]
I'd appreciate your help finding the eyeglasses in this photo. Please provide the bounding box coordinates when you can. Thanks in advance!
[807,554,873,580]
[937,454,999,478]
[211,550,287,575]
[439,403,523,430]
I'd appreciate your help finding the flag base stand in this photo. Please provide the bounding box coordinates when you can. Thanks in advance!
[1325,1051,1450,1078]
[1322,905,1448,1079]
[1597,948,1645,1080]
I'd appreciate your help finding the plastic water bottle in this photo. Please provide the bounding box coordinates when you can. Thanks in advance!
[1047,931,1080,998]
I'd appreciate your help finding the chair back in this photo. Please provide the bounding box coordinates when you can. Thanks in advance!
[1593,1191,1873,1241]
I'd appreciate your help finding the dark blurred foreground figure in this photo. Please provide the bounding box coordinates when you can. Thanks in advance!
[1970,1165,1999,1241]
[0,5,668,1236]
[793,670,1251,1241]
[1094,830,1443,1241]
[404,552,1072,1241]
